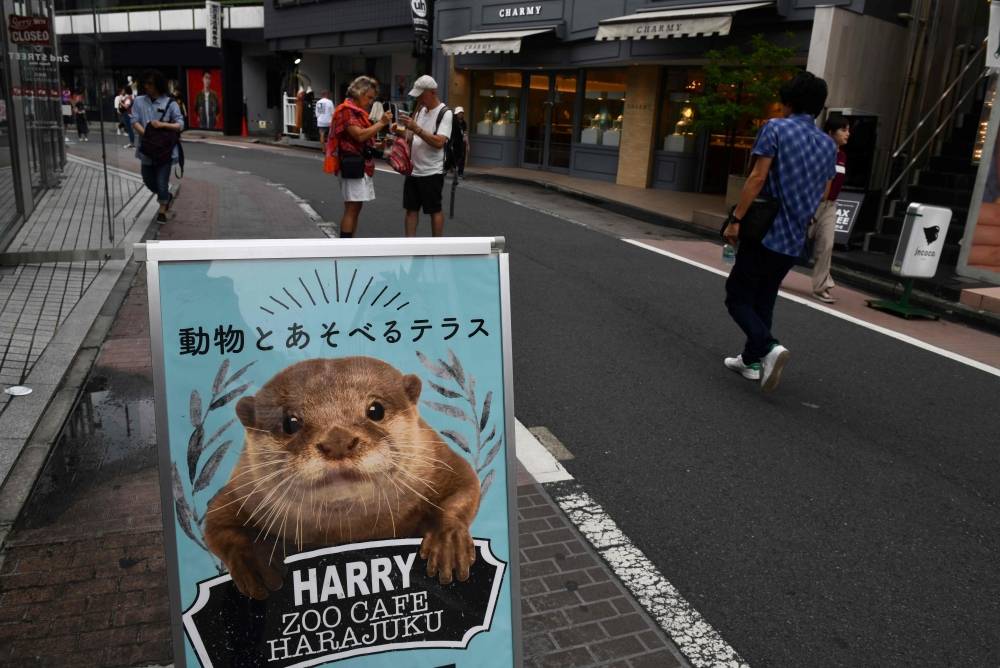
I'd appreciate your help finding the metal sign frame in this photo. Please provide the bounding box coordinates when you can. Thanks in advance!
[141,237,522,668]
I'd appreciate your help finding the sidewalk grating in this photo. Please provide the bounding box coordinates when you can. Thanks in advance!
[0,158,151,404]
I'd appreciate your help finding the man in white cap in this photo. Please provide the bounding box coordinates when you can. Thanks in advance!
[394,74,453,236]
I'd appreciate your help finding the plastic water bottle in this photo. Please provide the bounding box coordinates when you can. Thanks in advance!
[722,243,737,266]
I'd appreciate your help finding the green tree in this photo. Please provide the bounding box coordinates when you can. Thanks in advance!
[692,33,799,138]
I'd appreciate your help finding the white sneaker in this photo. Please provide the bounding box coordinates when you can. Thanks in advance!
[760,345,790,393]
[724,355,760,380]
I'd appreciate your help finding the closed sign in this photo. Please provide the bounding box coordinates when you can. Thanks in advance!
[8,14,50,45]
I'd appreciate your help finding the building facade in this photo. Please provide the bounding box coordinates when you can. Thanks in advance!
[54,2,267,137]
[264,0,424,141]
[433,0,911,193]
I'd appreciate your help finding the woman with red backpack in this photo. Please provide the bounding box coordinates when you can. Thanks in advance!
[327,76,392,238]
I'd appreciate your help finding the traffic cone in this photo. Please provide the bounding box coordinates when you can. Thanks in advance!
[241,117,249,137]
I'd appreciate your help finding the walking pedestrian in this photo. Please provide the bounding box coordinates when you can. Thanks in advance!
[315,90,333,148]
[722,71,837,392]
[810,114,850,303]
[131,69,184,223]
[173,89,189,133]
[330,76,392,238]
[120,87,135,148]
[74,101,89,141]
[453,107,469,180]
[394,75,453,237]
[114,89,124,135]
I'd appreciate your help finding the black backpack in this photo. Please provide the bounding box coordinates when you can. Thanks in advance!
[139,96,184,175]
[432,105,456,173]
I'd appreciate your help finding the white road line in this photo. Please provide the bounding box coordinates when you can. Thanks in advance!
[623,239,1000,379]
[515,418,745,668]
[514,420,571,483]
[550,485,748,668]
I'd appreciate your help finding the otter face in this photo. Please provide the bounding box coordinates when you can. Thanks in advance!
[234,357,423,500]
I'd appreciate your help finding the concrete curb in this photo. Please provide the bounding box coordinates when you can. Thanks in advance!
[465,171,1000,336]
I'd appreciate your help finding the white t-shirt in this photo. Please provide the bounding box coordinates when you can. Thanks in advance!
[114,94,122,111]
[315,98,334,127]
[410,103,453,177]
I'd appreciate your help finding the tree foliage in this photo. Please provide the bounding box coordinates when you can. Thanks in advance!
[691,33,799,137]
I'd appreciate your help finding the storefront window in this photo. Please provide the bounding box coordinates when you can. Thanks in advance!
[0,55,19,237]
[472,71,522,137]
[579,69,626,148]
[658,69,703,154]
[9,0,64,197]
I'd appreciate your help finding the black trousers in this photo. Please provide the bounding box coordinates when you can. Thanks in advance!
[724,240,796,365]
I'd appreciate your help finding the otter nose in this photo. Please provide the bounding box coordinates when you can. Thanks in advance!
[317,426,360,461]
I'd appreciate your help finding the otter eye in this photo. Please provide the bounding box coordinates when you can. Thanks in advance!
[367,402,385,422]
[283,415,302,435]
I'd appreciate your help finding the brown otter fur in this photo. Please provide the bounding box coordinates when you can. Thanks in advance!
[204,356,481,599]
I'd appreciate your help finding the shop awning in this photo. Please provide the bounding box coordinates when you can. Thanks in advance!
[441,28,555,56]
[595,2,774,41]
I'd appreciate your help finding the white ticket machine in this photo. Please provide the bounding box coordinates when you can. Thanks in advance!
[867,202,951,319]
[891,203,952,278]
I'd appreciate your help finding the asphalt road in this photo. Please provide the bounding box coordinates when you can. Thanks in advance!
[81,138,1000,667]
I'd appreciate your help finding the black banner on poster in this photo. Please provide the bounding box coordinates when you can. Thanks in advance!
[833,192,865,246]
[411,0,430,35]
[183,538,506,667]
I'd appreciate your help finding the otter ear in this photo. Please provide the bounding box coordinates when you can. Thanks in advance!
[235,396,256,427]
[402,374,422,405]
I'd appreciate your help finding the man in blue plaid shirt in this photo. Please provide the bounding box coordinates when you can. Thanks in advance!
[722,72,837,392]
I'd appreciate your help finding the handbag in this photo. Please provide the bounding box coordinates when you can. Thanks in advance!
[387,136,413,176]
[794,219,817,267]
[339,151,365,179]
[138,97,180,167]
[323,133,337,175]
[720,195,780,243]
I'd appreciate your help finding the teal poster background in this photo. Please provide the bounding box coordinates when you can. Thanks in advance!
[156,254,513,667]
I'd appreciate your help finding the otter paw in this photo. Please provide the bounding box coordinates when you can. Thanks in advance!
[227,547,286,599]
[421,527,476,585]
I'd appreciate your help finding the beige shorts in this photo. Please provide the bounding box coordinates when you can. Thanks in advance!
[339,174,375,202]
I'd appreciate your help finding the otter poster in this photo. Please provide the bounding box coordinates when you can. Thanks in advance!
[145,239,519,668]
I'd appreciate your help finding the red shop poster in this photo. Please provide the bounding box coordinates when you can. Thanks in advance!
[188,68,222,130]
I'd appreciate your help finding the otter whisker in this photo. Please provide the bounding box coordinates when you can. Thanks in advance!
[207,468,289,514]
[245,469,300,530]
[380,485,396,537]
[260,470,303,546]
[226,459,289,481]
[394,478,442,511]
[396,468,440,494]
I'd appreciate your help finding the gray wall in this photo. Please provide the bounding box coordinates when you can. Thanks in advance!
[265,0,412,46]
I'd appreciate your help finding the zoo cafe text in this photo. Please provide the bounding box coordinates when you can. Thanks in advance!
[270,553,446,662]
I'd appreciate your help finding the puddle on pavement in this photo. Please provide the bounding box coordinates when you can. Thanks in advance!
[16,371,159,530]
